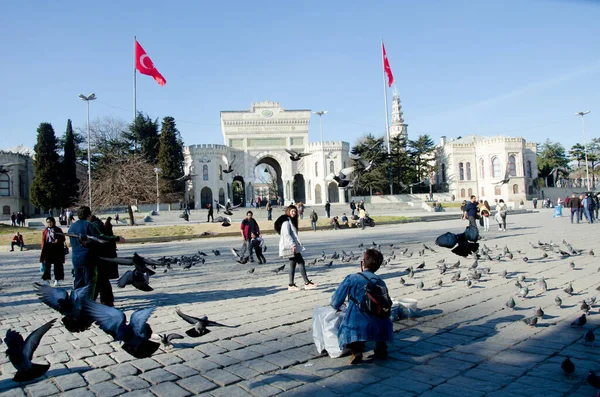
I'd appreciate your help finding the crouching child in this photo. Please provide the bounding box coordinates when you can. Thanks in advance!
[330,249,393,364]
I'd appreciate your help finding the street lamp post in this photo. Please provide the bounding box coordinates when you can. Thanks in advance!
[78,93,97,209]
[576,111,591,190]
[313,111,328,204]
[153,167,161,213]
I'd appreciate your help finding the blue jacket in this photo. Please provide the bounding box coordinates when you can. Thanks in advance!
[330,271,393,348]
[68,220,101,267]
[465,201,478,217]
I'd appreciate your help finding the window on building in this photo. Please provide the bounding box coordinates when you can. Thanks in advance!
[491,157,501,178]
[481,187,485,197]
[479,159,485,179]
[528,185,534,195]
[203,165,209,181]
[308,181,312,200]
[2,205,9,215]
[508,155,516,177]
[315,162,318,177]
[460,188,465,198]
[526,160,532,178]
[329,161,334,174]
[19,174,24,197]
[466,162,472,181]
[495,186,501,195]
[0,174,9,196]
[459,163,464,181]
[441,164,446,183]
[219,165,223,180]
[512,184,519,194]
[467,188,473,197]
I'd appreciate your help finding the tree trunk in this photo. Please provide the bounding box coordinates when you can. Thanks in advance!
[128,205,135,226]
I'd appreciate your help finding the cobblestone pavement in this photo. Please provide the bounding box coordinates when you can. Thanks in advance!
[1,212,599,396]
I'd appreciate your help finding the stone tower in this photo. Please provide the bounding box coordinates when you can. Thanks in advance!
[389,85,408,143]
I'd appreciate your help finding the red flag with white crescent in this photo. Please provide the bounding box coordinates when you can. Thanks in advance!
[135,40,166,86]
[382,42,394,87]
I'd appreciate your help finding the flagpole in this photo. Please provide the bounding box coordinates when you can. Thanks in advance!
[133,35,137,121]
[382,39,393,194]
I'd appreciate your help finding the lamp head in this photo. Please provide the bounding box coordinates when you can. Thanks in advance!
[576,111,591,116]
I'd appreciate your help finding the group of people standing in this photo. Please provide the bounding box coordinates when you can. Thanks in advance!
[9,212,26,227]
[462,196,508,231]
[567,193,598,224]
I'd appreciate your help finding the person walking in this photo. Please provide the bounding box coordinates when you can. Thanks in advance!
[238,211,260,264]
[495,199,508,231]
[91,216,118,307]
[40,217,66,286]
[480,201,491,232]
[207,203,214,223]
[10,212,16,227]
[532,198,538,209]
[298,202,305,219]
[325,201,331,218]
[350,200,356,217]
[463,195,479,229]
[310,209,318,231]
[330,249,393,364]
[358,206,367,230]
[276,205,316,291]
[266,201,273,221]
[569,194,581,224]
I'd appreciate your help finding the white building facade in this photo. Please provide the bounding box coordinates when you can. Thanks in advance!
[0,149,35,220]
[183,101,350,209]
[437,135,538,202]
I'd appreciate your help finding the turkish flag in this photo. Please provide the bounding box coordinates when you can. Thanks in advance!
[382,42,394,87]
[135,40,166,86]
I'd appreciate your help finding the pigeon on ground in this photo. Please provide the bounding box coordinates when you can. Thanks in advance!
[519,286,529,298]
[585,330,595,344]
[522,316,538,327]
[272,264,285,273]
[158,333,184,348]
[176,309,239,337]
[451,272,461,283]
[571,314,587,328]
[522,257,529,263]
[399,277,406,285]
[33,283,93,333]
[570,262,576,270]
[590,249,595,256]
[82,301,159,358]
[564,283,574,295]
[506,297,516,310]
[4,319,56,382]
[581,301,591,315]
[198,251,207,256]
[417,262,425,269]
[561,357,575,378]
[247,268,255,274]
[535,307,544,318]
[417,281,424,290]
[436,279,443,288]
[555,296,562,307]
[500,270,508,278]
[466,280,472,288]
[212,250,221,256]
[539,277,547,292]
[587,370,600,392]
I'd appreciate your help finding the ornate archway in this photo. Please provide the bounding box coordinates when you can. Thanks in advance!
[255,156,284,204]
[232,176,245,206]
[200,187,213,209]
[293,174,306,203]
[315,184,322,204]
[218,188,225,205]
[328,182,339,203]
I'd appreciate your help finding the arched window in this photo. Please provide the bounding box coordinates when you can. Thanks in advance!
[508,155,517,177]
[526,160,532,178]
[0,174,9,196]
[479,159,485,179]
[491,157,501,178]
[481,187,485,197]
[329,161,335,174]
[512,184,519,194]
[495,186,501,195]
[315,162,319,177]
[219,165,223,180]
[203,165,209,181]
[2,205,9,215]
[460,188,465,198]
[466,162,472,181]
[467,188,473,197]
[459,163,464,181]
[441,164,446,183]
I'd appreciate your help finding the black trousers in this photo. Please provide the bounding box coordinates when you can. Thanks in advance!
[42,262,64,281]
[94,266,114,306]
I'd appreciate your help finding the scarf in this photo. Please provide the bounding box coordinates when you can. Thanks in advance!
[47,227,55,243]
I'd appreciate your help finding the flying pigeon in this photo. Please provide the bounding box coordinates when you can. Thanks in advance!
[176,309,239,338]
[284,149,312,161]
[33,283,93,333]
[222,155,236,173]
[4,319,56,382]
[326,166,356,188]
[434,226,480,257]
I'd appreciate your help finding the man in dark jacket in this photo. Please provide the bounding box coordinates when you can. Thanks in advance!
[90,216,119,306]
[325,201,331,218]
[569,194,581,224]
[238,211,260,264]
[464,196,479,228]
[207,204,214,223]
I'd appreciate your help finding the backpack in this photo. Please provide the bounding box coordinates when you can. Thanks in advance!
[349,273,392,318]
[310,212,318,222]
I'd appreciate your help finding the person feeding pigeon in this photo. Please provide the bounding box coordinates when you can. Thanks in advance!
[330,249,393,364]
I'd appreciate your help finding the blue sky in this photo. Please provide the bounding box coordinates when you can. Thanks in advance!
[1,0,599,153]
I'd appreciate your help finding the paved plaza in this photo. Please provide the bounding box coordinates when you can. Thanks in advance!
[1,211,600,396]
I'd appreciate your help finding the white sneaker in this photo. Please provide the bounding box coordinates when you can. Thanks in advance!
[43,280,50,286]
[288,284,300,291]
[53,280,59,287]
[304,281,317,290]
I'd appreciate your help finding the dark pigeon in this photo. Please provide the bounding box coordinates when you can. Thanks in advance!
[4,319,56,382]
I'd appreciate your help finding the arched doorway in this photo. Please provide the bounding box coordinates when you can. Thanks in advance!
[315,184,322,204]
[254,156,284,204]
[219,188,225,205]
[200,187,213,209]
[293,174,306,203]
[328,182,339,203]
[232,176,245,206]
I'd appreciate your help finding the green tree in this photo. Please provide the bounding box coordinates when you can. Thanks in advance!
[569,143,586,168]
[30,123,61,212]
[389,134,416,193]
[124,112,159,163]
[157,116,184,200]
[408,134,436,193]
[350,135,388,195]
[537,139,569,187]
[61,119,80,207]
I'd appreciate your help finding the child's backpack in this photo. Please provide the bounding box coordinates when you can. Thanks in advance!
[349,273,392,318]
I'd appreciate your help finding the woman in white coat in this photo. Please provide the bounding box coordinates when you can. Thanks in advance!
[275,205,317,291]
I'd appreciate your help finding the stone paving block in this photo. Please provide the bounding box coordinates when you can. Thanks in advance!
[195,343,228,356]
[427,356,477,371]
[315,373,364,394]
[89,381,126,397]
[114,375,151,391]
[68,347,95,360]
[164,363,198,378]
[46,352,70,364]
[177,374,219,394]
[174,348,207,362]
[209,384,255,397]
[65,359,90,372]
[150,382,191,397]
[205,353,241,367]
[202,368,243,386]
[224,363,262,380]
[256,373,303,391]
[184,358,222,372]
[59,388,95,397]
[446,375,503,393]
[83,368,113,385]
[475,362,527,377]
[461,367,516,386]
[0,389,25,397]
[358,383,417,396]
[91,344,115,356]
[262,352,299,368]
[130,358,161,372]
[431,383,485,396]
[110,350,135,363]
[54,372,87,391]
[105,363,140,377]
[224,348,264,362]
[412,363,461,380]
[153,353,183,366]
[237,379,285,397]
[278,383,339,397]
[509,375,575,394]
[442,351,486,364]
[501,382,564,397]
[119,391,155,397]
[72,338,94,348]
[380,375,432,394]
[51,342,73,353]
[139,368,179,384]
[85,354,117,368]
